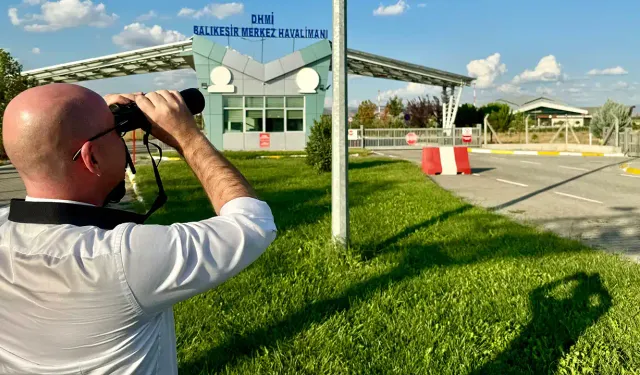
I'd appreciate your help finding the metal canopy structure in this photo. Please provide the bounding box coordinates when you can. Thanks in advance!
[23,38,473,89]
[345,48,472,87]
[22,39,194,84]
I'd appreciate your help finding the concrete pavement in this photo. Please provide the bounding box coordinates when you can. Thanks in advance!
[379,149,640,261]
[0,165,25,207]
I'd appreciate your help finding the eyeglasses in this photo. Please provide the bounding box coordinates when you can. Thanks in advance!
[71,125,136,173]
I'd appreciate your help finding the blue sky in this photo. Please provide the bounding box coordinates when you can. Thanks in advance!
[3,0,639,108]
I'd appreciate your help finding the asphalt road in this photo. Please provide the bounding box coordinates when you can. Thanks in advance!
[0,166,25,207]
[379,149,640,261]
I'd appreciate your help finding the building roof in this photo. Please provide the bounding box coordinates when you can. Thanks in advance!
[344,47,472,87]
[22,39,194,84]
[496,95,587,115]
[23,37,473,88]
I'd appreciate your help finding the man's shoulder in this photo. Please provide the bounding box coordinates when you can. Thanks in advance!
[0,206,10,225]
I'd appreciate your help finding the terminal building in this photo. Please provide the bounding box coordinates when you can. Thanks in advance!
[23,35,473,151]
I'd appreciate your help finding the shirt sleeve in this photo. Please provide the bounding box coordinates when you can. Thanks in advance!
[118,197,277,314]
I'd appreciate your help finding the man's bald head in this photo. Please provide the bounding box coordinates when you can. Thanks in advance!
[3,83,113,181]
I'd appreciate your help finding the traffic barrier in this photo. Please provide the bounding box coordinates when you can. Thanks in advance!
[422,146,471,175]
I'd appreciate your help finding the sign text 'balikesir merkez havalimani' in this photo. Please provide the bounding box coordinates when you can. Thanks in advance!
[193,13,328,39]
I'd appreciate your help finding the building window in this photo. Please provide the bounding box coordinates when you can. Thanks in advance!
[224,109,243,133]
[245,110,263,132]
[222,95,305,133]
[266,109,284,132]
[286,96,304,108]
[245,96,264,108]
[287,110,304,131]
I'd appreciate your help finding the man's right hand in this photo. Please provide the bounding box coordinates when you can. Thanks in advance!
[135,90,200,153]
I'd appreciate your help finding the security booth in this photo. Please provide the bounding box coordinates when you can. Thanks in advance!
[22,36,473,151]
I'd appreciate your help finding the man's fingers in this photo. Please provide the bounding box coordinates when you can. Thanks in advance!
[104,94,133,106]
[168,90,184,105]
[134,95,156,116]
[146,91,167,107]
[156,90,178,107]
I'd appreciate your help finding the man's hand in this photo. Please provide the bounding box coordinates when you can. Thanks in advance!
[103,93,141,107]
[135,90,199,153]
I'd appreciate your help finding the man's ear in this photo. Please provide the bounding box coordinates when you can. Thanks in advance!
[80,142,102,177]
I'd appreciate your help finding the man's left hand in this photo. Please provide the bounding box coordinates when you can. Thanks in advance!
[103,92,143,106]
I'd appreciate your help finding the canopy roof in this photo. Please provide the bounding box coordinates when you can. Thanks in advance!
[23,37,473,88]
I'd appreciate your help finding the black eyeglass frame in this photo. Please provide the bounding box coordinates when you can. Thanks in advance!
[71,125,137,174]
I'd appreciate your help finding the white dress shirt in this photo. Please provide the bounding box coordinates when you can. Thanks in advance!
[0,197,277,374]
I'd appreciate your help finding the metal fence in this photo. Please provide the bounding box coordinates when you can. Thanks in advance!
[349,127,482,149]
[622,130,640,156]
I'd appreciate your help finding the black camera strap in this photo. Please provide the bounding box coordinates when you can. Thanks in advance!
[8,133,169,230]
[141,132,167,221]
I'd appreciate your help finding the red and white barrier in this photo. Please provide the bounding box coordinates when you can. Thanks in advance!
[422,147,471,175]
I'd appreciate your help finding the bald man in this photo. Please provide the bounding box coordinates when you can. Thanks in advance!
[0,83,277,374]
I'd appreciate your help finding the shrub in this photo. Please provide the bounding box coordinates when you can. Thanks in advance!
[305,115,332,173]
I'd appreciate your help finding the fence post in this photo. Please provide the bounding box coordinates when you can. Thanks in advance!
[614,115,619,147]
[525,115,529,144]
[360,125,364,149]
[589,131,592,146]
[565,115,569,146]
[483,114,488,146]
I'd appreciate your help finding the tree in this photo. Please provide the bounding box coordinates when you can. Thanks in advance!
[385,96,404,118]
[0,49,38,158]
[590,99,633,138]
[405,95,441,128]
[480,102,514,132]
[353,100,377,128]
[305,115,332,173]
[456,103,483,127]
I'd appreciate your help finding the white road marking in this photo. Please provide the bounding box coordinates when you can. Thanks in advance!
[559,165,589,172]
[620,174,640,179]
[496,178,528,187]
[472,173,480,176]
[520,160,541,165]
[554,192,603,204]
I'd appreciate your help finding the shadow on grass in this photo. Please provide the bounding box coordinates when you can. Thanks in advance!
[347,159,404,170]
[471,272,612,375]
[179,205,610,374]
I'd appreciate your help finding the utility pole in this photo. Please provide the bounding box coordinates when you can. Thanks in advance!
[331,0,349,246]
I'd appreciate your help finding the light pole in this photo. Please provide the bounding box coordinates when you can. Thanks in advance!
[331,0,349,246]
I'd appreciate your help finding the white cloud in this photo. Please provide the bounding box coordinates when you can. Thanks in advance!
[10,0,118,32]
[112,23,187,49]
[595,82,601,89]
[417,3,427,7]
[23,0,43,5]
[373,0,408,16]
[466,53,507,89]
[380,82,439,101]
[512,55,562,83]
[135,10,157,22]
[8,8,21,25]
[587,66,628,76]
[178,2,244,19]
[349,99,361,108]
[497,83,522,94]
[153,69,197,90]
[536,86,555,96]
[566,87,581,93]
[31,47,40,54]
[613,81,630,90]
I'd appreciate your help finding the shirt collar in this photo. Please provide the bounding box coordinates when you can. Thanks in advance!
[25,196,96,207]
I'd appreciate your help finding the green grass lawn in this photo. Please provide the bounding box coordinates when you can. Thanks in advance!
[133,155,640,375]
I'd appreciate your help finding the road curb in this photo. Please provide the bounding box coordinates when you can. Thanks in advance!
[620,164,640,175]
[468,148,624,157]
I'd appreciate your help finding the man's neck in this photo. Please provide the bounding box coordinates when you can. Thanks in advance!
[25,196,96,207]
